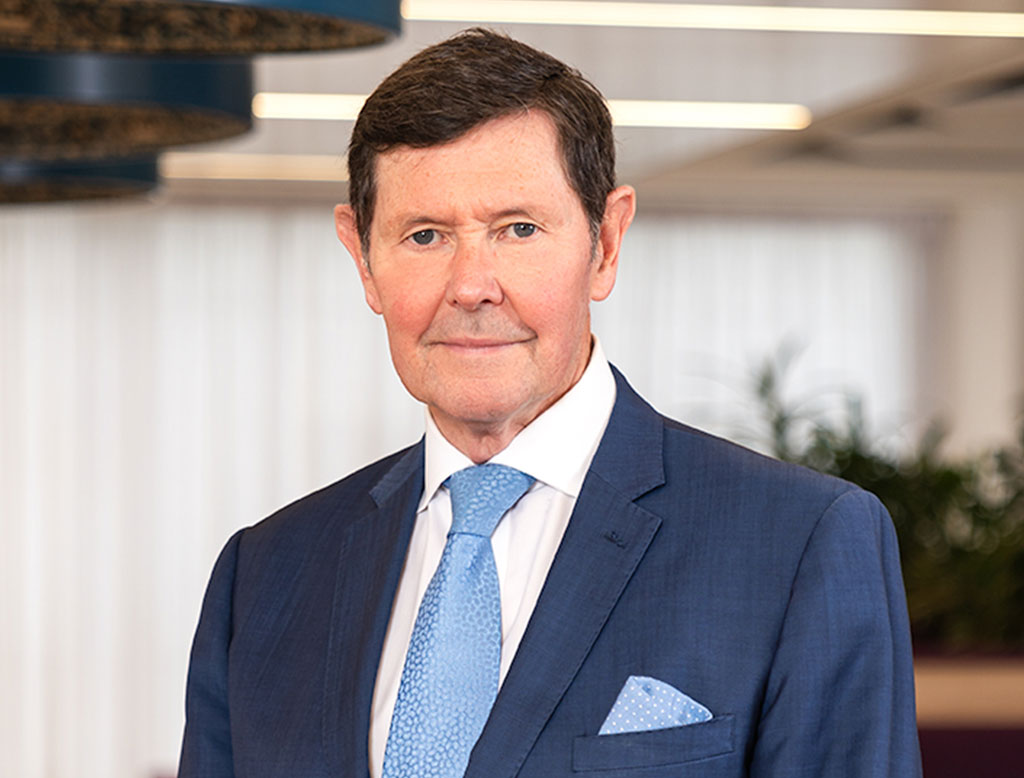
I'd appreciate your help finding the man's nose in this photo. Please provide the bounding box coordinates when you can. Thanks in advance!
[445,236,504,310]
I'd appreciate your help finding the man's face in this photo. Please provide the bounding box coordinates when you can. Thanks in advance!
[336,110,634,453]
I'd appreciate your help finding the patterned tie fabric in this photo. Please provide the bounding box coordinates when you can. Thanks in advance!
[382,464,534,778]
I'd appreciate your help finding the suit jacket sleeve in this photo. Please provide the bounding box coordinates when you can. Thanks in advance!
[750,489,921,777]
[178,529,244,778]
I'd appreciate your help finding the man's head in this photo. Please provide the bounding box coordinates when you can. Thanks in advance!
[335,31,635,462]
[346,28,616,254]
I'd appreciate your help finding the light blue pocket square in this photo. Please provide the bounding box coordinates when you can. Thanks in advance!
[598,675,713,735]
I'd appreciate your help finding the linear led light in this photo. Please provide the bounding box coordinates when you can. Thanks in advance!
[253,92,812,130]
[610,99,810,130]
[402,0,1024,38]
[162,152,347,181]
[252,92,367,122]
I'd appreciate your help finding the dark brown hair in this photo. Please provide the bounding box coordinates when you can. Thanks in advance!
[346,28,616,252]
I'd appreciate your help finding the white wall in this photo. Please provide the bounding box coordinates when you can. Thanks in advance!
[1,199,932,777]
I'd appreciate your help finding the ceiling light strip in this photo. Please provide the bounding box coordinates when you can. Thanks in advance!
[252,92,812,130]
[609,99,811,129]
[402,0,1024,38]
[252,92,366,121]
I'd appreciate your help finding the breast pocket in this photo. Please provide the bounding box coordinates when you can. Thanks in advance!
[572,714,735,772]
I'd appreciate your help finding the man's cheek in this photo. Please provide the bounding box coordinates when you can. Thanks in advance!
[387,296,428,330]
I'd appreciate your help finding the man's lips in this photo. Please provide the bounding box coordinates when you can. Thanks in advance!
[433,337,529,350]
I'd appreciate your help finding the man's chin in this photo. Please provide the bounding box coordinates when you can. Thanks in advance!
[428,389,541,437]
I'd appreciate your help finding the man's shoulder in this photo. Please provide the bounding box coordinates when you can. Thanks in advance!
[241,441,423,549]
[608,365,859,513]
[650,413,889,553]
[628,405,894,608]
[664,415,854,501]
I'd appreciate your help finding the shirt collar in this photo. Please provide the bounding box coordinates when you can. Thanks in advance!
[419,336,617,510]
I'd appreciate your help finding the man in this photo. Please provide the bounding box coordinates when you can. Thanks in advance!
[180,29,921,777]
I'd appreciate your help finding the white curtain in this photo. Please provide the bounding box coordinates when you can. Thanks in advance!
[602,211,930,447]
[0,199,931,778]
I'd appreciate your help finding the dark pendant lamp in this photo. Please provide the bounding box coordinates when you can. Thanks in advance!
[0,155,158,202]
[0,0,401,55]
[0,50,253,160]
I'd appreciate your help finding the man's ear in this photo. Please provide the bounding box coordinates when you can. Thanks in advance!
[334,203,382,315]
[590,185,636,302]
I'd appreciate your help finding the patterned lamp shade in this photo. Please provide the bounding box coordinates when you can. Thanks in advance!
[0,51,253,160]
[0,0,400,54]
[0,156,158,202]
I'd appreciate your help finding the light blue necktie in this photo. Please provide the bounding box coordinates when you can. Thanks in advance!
[382,464,534,778]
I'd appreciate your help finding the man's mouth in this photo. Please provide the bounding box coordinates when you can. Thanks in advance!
[435,337,528,351]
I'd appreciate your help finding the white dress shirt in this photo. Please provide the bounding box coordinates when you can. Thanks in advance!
[368,338,617,777]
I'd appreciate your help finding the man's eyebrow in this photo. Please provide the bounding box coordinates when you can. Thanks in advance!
[491,208,537,220]
[391,207,545,233]
[390,214,446,233]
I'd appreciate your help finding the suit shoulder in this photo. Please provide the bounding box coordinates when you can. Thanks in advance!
[658,414,865,522]
[239,442,422,550]
[608,366,858,513]
[644,415,895,606]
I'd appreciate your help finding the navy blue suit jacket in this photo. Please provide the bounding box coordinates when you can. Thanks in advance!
[180,368,921,776]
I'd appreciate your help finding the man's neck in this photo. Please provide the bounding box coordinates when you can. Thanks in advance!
[428,413,533,464]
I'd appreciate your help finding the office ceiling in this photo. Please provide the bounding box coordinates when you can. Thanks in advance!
[165,1,1024,204]
[636,37,1024,208]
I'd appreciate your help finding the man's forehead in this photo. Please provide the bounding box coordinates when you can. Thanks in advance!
[376,110,558,170]
[370,111,579,225]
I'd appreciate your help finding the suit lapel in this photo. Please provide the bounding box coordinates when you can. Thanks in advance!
[322,442,424,778]
[467,370,666,777]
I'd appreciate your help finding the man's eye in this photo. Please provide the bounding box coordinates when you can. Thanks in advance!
[511,223,537,238]
[410,229,436,245]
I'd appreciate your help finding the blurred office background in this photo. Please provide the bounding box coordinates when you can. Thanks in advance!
[1,1,1022,776]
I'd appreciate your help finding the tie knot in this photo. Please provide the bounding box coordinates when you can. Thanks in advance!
[444,464,534,538]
